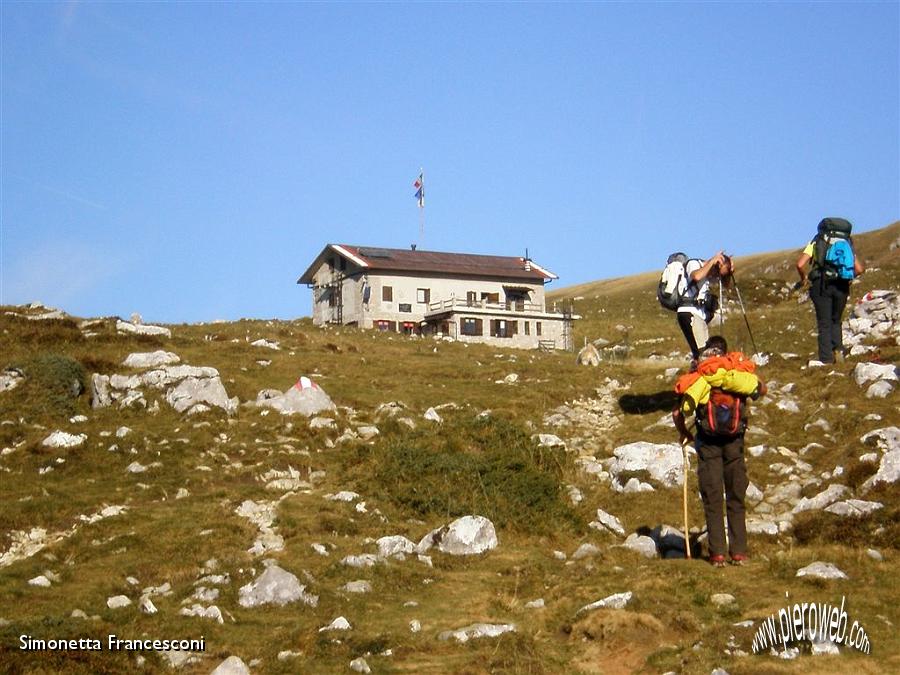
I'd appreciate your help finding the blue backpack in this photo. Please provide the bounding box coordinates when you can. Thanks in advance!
[812,218,856,281]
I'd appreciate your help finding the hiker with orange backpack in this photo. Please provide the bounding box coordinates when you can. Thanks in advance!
[672,336,767,567]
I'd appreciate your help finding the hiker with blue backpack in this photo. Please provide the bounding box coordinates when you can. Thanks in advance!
[795,218,864,364]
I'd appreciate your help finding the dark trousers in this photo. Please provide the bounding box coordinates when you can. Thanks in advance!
[809,278,850,363]
[696,433,748,558]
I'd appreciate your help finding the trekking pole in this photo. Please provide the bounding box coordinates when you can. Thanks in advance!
[731,277,760,355]
[681,438,692,560]
[718,278,724,331]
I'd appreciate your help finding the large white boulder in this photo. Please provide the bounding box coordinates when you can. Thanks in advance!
[861,450,900,492]
[255,381,336,417]
[238,565,317,608]
[853,362,898,387]
[166,376,238,415]
[608,441,687,488]
[419,515,498,556]
[116,319,171,338]
[122,351,180,369]
[796,562,848,580]
[42,431,87,448]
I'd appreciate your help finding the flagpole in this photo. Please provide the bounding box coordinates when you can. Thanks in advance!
[418,167,425,248]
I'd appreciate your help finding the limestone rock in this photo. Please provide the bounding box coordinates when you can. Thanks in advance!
[166,376,238,415]
[237,565,318,608]
[424,407,443,423]
[376,535,416,559]
[576,343,601,366]
[0,368,24,393]
[576,591,633,614]
[621,534,657,558]
[796,562,848,580]
[210,656,251,675]
[572,543,601,560]
[866,380,895,398]
[42,431,87,449]
[419,516,498,556]
[861,426,900,453]
[318,616,351,632]
[122,351,180,369]
[254,382,335,417]
[342,580,371,594]
[116,319,171,338]
[438,623,517,642]
[350,657,371,673]
[861,449,900,492]
[607,441,687,488]
[825,500,884,517]
[853,362,898,387]
[791,484,849,514]
[107,595,131,609]
[590,508,625,536]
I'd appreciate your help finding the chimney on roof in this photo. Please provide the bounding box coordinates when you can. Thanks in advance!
[524,247,531,271]
[411,244,417,251]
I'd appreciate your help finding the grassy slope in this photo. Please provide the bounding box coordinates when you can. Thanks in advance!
[0,221,897,674]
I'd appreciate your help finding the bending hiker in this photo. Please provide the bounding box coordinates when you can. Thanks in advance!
[795,218,864,364]
[672,336,767,567]
[676,252,733,363]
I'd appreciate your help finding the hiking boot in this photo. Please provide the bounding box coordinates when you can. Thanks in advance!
[710,554,726,568]
[730,553,749,566]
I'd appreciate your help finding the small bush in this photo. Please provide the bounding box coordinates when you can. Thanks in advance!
[350,416,579,534]
[4,353,86,417]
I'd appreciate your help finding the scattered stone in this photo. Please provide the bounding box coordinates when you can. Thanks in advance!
[179,604,223,623]
[861,426,899,452]
[377,535,416,559]
[0,368,25,393]
[326,491,360,502]
[116,320,171,338]
[576,591,633,614]
[576,343,601,366]
[28,575,51,587]
[42,431,87,449]
[356,425,380,440]
[811,640,840,656]
[319,616,351,632]
[139,596,157,614]
[210,656,251,675]
[254,379,335,417]
[418,515,498,556]
[867,549,883,562]
[126,462,147,474]
[251,339,280,350]
[534,433,565,448]
[866,381,895,398]
[424,407,442,423]
[607,441,687,488]
[342,580,371,594]
[853,362,898,387]
[167,376,238,415]
[238,565,318,608]
[776,398,801,413]
[621,534,657,558]
[350,657,371,673]
[796,562,848,580]
[309,417,336,430]
[341,554,379,568]
[711,594,735,607]
[572,543,601,560]
[791,484,849,514]
[409,619,422,632]
[107,595,131,609]
[122,351,180,369]
[824,500,883,517]
[525,598,545,609]
[438,623,517,642]
[861,449,900,492]
[590,508,625,535]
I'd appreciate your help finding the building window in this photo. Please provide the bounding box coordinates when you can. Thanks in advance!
[417,288,431,304]
[398,303,412,313]
[490,319,517,338]
[382,285,393,302]
[524,321,530,336]
[401,322,417,335]
[536,321,542,336]
[376,320,397,332]
[466,291,477,306]
[461,318,483,336]
[481,292,500,304]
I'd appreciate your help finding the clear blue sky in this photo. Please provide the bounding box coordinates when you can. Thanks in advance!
[2,2,898,323]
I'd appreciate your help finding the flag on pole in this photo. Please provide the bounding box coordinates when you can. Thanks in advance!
[413,171,425,208]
